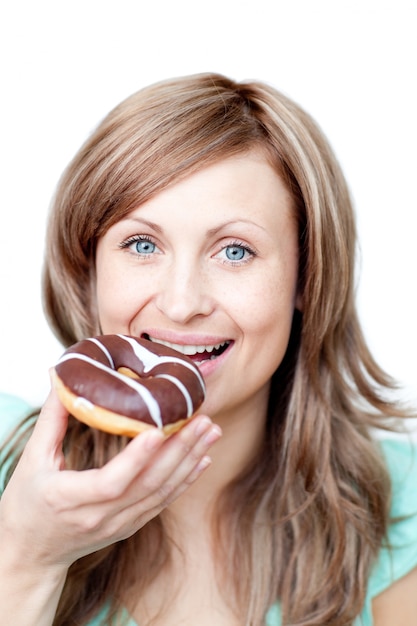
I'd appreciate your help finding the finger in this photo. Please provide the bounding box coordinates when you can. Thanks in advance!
[25,383,69,469]
[55,415,216,507]
[96,427,166,496]
[97,426,220,538]
[88,415,216,502]
[51,427,166,505]
[125,416,222,507]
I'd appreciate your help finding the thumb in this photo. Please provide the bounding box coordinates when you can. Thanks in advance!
[28,370,69,467]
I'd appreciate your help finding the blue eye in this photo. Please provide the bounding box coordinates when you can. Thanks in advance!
[216,241,256,265]
[134,239,156,254]
[119,235,158,255]
[225,245,246,261]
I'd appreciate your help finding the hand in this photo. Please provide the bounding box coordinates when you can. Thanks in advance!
[0,386,221,571]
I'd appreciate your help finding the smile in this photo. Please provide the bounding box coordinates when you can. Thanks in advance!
[144,335,231,363]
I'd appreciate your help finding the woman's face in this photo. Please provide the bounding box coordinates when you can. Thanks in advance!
[95,151,300,423]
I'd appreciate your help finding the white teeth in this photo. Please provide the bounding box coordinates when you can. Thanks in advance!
[148,337,228,356]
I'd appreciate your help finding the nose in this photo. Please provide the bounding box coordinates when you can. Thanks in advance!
[154,259,214,324]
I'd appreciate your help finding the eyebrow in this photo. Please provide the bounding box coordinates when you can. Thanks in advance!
[207,220,269,236]
[122,217,164,233]
[122,216,269,236]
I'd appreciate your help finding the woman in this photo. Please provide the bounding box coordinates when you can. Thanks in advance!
[0,72,416,626]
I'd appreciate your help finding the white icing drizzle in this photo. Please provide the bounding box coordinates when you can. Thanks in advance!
[155,374,194,417]
[86,337,115,368]
[74,396,94,410]
[118,335,205,391]
[57,352,163,428]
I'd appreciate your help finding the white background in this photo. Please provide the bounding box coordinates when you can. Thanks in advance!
[0,0,416,412]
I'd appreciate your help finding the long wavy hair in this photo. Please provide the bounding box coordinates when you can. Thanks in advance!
[4,73,409,625]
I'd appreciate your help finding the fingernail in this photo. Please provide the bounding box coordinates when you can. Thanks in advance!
[194,417,211,437]
[196,455,212,472]
[144,429,164,451]
[203,425,222,445]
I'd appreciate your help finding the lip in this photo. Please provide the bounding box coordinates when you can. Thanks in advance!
[194,339,233,377]
[140,330,234,376]
[140,329,231,346]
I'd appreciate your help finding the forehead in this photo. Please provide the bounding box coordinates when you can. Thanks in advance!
[105,151,297,245]
[150,149,287,199]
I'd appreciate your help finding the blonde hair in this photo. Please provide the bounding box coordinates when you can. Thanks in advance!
[38,73,408,624]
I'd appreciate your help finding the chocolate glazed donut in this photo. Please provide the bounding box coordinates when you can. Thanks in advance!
[52,335,206,437]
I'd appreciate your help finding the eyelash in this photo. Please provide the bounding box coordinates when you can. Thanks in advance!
[119,235,157,253]
[218,240,257,265]
[118,235,257,265]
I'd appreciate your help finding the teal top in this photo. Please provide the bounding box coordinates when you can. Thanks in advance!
[1,392,416,625]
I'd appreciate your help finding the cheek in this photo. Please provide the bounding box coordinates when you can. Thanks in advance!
[239,268,298,333]
[235,267,298,374]
[96,261,160,334]
[95,264,134,331]
[248,296,296,381]
[95,276,115,331]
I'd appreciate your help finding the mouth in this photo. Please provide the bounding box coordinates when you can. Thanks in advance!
[142,334,231,365]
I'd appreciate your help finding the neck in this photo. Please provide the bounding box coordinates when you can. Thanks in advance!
[166,388,268,534]
[127,394,269,625]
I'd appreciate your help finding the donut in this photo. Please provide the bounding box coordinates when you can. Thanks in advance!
[52,334,206,437]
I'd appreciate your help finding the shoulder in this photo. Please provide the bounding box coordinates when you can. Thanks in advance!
[0,392,33,443]
[266,437,417,626]
[368,436,417,598]
[81,604,135,625]
[371,562,417,625]
[0,392,34,490]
